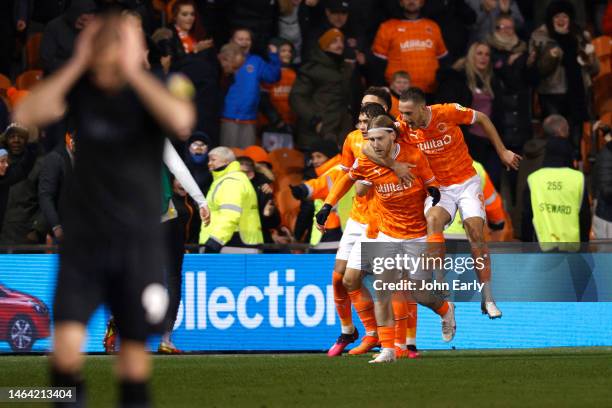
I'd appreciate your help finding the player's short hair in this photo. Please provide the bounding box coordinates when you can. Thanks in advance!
[360,103,387,119]
[391,70,410,81]
[209,146,236,163]
[399,87,427,105]
[364,86,392,111]
[367,115,399,136]
[237,156,255,172]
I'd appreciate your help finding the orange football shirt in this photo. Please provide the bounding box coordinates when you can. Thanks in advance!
[349,142,437,239]
[261,67,297,125]
[340,130,371,225]
[372,18,447,93]
[402,103,477,186]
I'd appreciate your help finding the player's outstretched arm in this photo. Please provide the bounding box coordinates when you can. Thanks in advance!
[361,143,415,184]
[119,19,195,140]
[13,20,102,128]
[474,111,522,170]
[324,173,355,207]
[163,139,210,225]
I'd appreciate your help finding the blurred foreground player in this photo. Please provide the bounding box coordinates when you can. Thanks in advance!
[13,13,195,407]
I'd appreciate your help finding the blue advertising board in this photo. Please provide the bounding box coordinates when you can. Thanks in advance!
[0,254,611,353]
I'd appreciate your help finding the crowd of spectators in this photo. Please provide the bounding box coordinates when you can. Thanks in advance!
[1,0,612,251]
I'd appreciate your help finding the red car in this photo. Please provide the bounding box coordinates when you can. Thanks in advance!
[0,284,50,352]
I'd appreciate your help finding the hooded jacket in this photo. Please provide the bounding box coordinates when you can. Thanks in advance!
[40,0,97,74]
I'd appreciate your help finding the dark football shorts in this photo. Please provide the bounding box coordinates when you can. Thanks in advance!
[53,237,168,342]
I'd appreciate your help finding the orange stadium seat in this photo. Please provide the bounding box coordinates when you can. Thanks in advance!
[0,74,11,91]
[593,36,612,78]
[593,73,612,116]
[230,147,244,157]
[16,70,43,90]
[268,148,304,176]
[24,33,43,70]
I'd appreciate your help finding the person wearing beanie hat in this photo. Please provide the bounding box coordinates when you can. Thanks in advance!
[290,27,359,148]
[318,28,345,53]
[528,0,599,153]
[311,139,340,167]
[522,133,591,245]
[185,131,213,201]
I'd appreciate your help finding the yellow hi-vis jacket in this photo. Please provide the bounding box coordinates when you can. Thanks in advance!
[304,155,354,247]
[527,167,583,251]
[199,161,263,246]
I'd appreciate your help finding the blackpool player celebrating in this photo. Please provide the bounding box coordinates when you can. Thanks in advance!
[322,115,456,363]
[326,101,387,357]
[395,88,521,318]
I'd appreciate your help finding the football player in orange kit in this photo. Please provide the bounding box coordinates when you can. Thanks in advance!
[392,87,521,318]
[326,89,422,358]
[326,100,388,357]
[337,114,455,363]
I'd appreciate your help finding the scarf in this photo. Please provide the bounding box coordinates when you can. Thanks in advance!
[487,32,527,54]
[176,25,195,54]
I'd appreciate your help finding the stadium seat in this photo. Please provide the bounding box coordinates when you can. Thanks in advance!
[0,74,11,91]
[269,148,304,176]
[24,33,43,70]
[231,147,244,158]
[593,36,612,78]
[16,70,43,90]
[274,173,303,233]
[593,73,612,116]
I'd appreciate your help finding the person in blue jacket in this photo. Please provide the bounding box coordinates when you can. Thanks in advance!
[221,28,281,148]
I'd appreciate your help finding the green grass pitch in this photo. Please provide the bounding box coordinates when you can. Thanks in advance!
[1,348,611,407]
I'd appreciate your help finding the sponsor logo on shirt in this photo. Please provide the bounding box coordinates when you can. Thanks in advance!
[273,85,292,96]
[417,134,452,152]
[246,64,255,73]
[376,181,412,195]
[400,39,433,51]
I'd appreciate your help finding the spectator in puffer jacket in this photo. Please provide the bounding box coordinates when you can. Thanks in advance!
[220,28,281,148]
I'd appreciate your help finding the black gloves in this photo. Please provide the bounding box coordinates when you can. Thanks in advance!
[203,238,222,253]
[427,186,441,206]
[290,184,309,200]
[315,203,333,227]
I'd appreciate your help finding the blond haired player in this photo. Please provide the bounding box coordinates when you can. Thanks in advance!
[320,114,456,363]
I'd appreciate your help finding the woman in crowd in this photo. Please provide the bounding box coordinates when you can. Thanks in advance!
[169,0,213,61]
[528,0,599,153]
[436,41,505,190]
[487,13,532,204]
